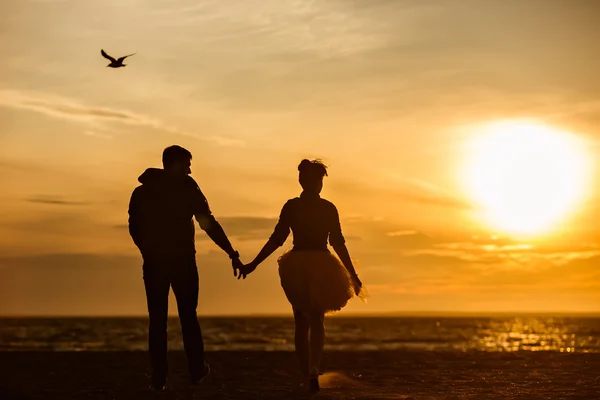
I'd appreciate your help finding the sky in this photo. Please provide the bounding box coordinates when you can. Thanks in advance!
[1,0,600,316]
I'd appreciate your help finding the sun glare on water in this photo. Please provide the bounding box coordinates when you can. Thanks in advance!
[461,121,592,236]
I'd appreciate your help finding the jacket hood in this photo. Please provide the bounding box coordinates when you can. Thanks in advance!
[138,168,190,185]
[138,168,166,185]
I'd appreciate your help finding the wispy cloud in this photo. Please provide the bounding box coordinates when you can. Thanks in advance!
[434,241,535,253]
[24,195,89,206]
[117,216,278,241]
[156,0,398,58]
[198,216,278,241]
[334,175,472,211]
[366,251,600,297]
[0,89,243,146]
[395,177,473,209]
[387,230,418,237]
[83,130,112,140]
[401,238,600,273]
[0,160,45,174]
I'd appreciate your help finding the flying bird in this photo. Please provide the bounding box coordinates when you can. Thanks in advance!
[101,49,136,68]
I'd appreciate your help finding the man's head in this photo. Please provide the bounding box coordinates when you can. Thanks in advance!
[162,145,192,175]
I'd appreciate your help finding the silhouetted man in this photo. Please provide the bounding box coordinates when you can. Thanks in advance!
[128,145,242,391]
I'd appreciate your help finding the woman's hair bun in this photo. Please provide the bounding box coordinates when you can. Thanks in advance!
[298,159,328,177]
[298,159,313,172]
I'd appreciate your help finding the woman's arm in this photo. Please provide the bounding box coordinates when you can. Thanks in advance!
[240,239,281,278]
[332,243,358,277]
[241,202,291,279]
[329,204,362,292]
[332,243,362,292]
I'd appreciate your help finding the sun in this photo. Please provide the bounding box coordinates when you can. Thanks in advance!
[461,120,592,235]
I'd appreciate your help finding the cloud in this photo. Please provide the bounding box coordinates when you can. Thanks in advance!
[433,241,534,253]
[0,89,243,146]
[0,253,144,315]
[334,176,472,211]
[383,230,437,249]
[403,238,600,272]
[393,177,473,209]
[115,216,278,241]
[1,211,88,233]
[116,216,365,245]
[367,252,600,297]
[0,251,289,316]
[0,253,135,270]
[340,217,446,249]
[24,195,89,206]
[0,160,45,174]
[164,0,397,58]
[83,130,112,140]
[387,230,418,237]
[199,216,278,241]
[346,221,600,298]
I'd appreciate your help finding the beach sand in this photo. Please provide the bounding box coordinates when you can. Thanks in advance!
[1,351,598,400]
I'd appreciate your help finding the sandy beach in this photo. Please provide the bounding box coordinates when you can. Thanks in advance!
[1,350,598,400]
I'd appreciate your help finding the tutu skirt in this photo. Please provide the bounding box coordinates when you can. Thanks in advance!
[277,249,366,314]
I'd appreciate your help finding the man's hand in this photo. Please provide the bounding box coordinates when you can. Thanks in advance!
[238,261,258,280]
[231,256,243,278]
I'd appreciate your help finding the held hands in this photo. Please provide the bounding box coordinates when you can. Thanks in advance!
[237,261,258,280]
[229,250,258,280]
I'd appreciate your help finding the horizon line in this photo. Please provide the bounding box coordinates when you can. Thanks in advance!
[2,310,600,318]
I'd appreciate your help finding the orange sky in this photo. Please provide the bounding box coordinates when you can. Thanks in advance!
[1,0,600,315]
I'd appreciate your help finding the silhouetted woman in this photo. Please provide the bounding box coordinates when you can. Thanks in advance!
[241,159,367,392]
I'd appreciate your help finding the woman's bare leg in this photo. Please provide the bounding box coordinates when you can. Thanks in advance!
[293,308,310,376]
[309,312,325,374]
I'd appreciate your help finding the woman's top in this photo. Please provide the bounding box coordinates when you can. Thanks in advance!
[268,192,346,251]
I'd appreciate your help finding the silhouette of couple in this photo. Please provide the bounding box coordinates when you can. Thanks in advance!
[128,145,365,392]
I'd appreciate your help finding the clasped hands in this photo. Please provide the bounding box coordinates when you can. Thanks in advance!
[230,255,256,280]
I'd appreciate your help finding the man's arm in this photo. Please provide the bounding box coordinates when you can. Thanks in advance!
[127,187,144,250]
[190,179,238,258]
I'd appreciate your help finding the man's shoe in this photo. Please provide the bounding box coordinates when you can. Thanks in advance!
[191,362,211,385]
[149,378,167,392]
[308,367,320,393]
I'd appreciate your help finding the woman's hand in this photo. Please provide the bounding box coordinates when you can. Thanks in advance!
[238,261,258,280]
[352,274,362,296]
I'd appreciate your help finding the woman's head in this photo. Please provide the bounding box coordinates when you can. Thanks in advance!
[298,159,328,194]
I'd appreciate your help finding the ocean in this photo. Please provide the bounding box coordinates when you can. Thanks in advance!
[1,316,599,352]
